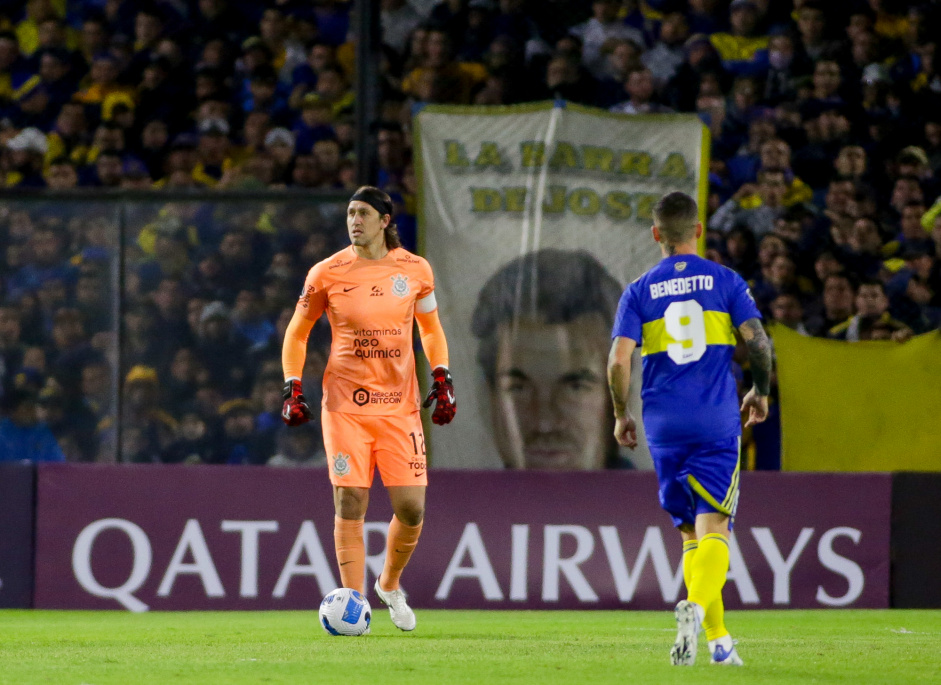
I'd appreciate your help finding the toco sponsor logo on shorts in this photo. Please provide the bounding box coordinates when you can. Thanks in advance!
[352,388,370,406]
[331,453,351,476]
[391,274,410,297]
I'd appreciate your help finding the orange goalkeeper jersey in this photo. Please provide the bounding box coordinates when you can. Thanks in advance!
[296,246,435,415]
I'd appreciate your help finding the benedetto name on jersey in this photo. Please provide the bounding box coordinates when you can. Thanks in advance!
[648,275,715,300]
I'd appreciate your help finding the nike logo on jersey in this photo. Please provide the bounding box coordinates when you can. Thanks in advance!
[343,286,359,292]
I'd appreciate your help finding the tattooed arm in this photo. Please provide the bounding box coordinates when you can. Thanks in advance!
[737,317,772,427]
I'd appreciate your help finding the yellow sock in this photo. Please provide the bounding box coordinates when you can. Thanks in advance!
[682,540,697,590]
[683,538,728,640]
[704,594,728,642]
[686,533,729,615]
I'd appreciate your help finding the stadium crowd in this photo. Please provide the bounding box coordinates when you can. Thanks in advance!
[0,0,939,466]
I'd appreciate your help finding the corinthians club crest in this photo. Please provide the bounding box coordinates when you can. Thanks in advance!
[390,274,410,297]
[332,453,351,476]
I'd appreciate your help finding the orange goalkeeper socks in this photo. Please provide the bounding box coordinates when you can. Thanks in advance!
[379,515,423,592]
[334,516,365,594]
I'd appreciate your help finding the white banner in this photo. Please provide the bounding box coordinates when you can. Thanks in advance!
[416,102,708,471]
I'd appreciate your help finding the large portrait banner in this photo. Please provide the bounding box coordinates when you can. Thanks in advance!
[415,102,709,470]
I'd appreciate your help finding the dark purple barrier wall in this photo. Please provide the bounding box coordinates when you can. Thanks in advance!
[34,465,890,611]
[0,463,35,608]
[891,473,941,608]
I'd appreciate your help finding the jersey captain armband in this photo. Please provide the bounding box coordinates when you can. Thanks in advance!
[416,291,438,313]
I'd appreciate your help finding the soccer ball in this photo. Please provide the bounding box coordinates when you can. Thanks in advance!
[319,588,371,636]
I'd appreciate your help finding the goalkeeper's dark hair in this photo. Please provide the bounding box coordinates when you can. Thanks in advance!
[471,249,622,386]
[653,191,699,246]
[350,185,401,250]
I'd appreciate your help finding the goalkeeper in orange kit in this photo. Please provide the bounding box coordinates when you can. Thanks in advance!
[281,185,455,631]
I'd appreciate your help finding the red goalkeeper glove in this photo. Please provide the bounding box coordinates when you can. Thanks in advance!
[281,379,312,426]
[422,367,456,425]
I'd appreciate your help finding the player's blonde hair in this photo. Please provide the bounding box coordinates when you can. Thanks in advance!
[653,192,698,245]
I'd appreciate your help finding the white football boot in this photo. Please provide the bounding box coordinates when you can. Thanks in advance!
[710,637,744,666]
[374,579,417,631]
[670,600,703,666]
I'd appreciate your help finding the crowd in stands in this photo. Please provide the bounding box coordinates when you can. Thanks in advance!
[0,0,939,466]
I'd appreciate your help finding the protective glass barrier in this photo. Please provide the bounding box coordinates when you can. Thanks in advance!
[0,193,347,465]
[0,199,120,463]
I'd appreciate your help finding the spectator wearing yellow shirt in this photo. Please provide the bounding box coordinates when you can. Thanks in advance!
[709,167,789,237]
[152,134,216,189]
[402,28,487,105]
[828,280,912,341]
[757,138,813,207]
[44,101,89,168]
[74,53,134,109]
[311,65,355,117]
[15,0,57,56]
[869,0,909,42]
[709,0,768,77]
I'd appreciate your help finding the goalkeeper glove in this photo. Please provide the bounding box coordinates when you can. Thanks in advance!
[422,367,456,425]
[281,379,312,426]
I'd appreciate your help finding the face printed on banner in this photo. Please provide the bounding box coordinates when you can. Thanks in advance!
[471,249,624,471]
[489,314,612,470]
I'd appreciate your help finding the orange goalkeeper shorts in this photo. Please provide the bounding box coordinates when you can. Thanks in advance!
[321,410,427,487]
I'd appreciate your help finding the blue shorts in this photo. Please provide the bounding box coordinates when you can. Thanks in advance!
[649,436,741,530]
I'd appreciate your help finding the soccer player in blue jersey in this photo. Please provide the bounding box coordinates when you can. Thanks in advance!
[607,191,773,667]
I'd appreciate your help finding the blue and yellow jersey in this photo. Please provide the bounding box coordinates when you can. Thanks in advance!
[612,255,761,446]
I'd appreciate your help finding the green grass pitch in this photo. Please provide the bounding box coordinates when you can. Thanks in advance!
[1,609,938,684]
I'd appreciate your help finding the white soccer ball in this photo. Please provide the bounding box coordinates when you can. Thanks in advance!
[319,588,371,636]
